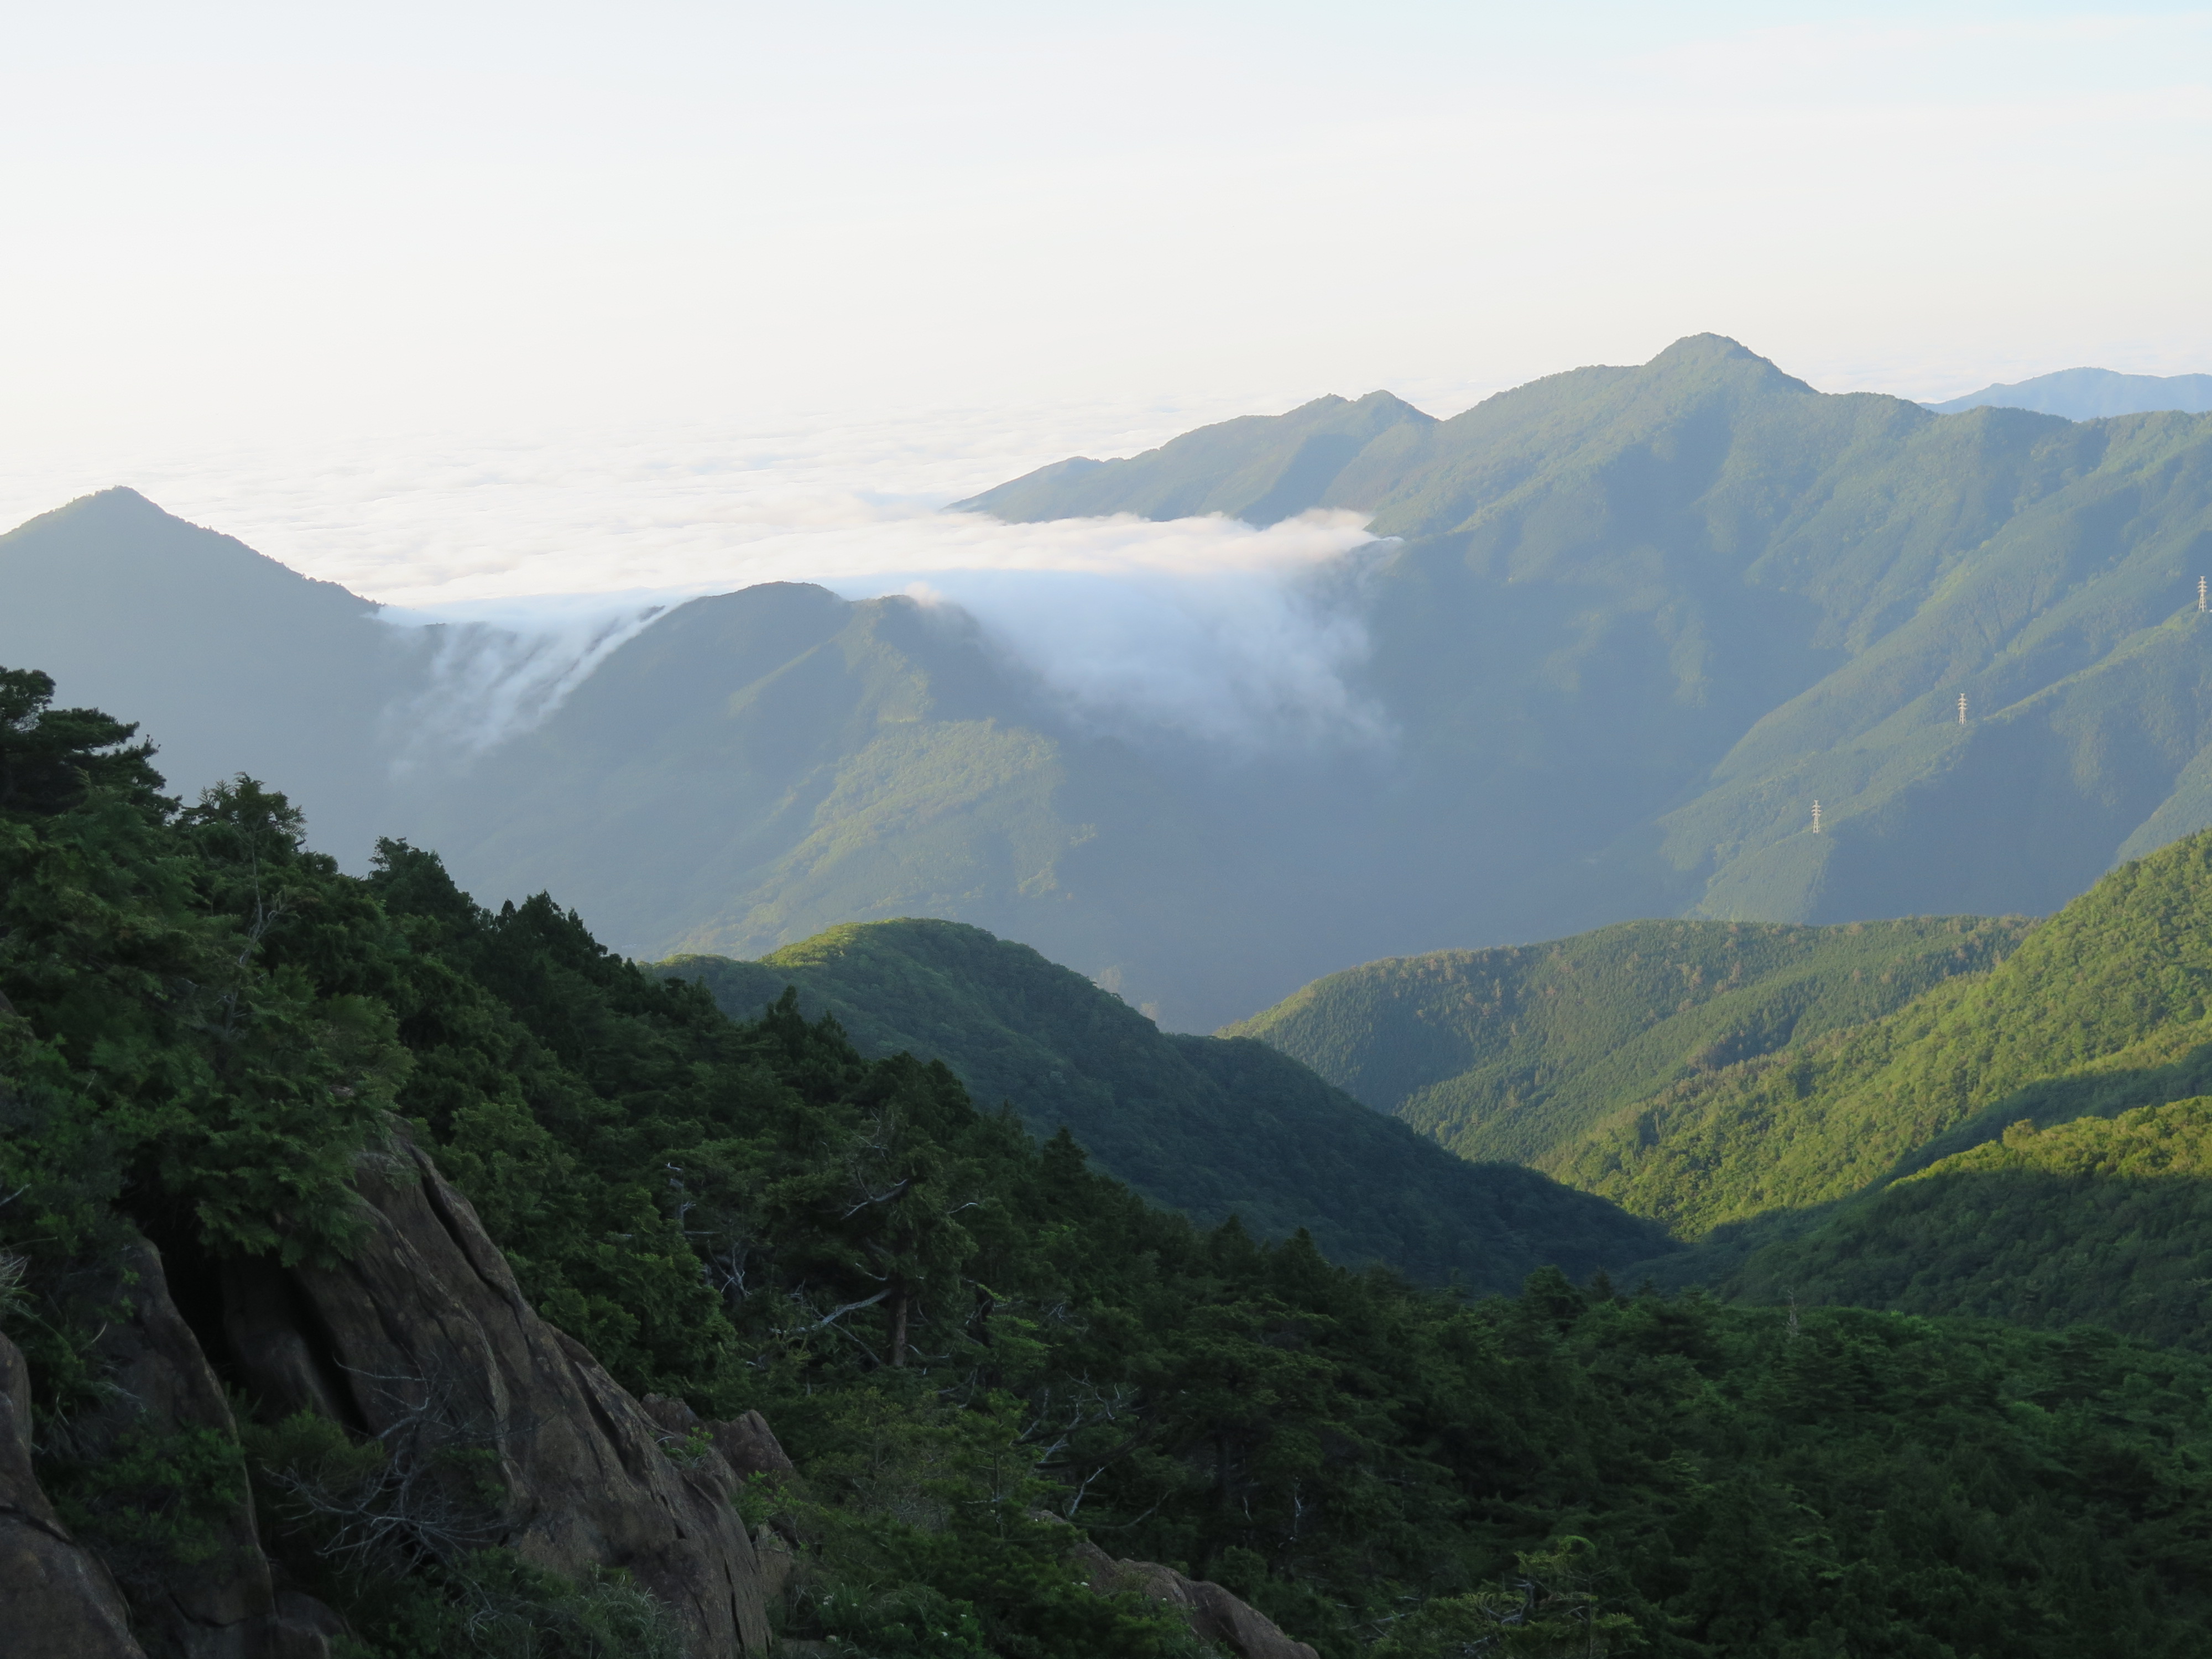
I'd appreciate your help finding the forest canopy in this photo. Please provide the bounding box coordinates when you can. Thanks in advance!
[6,664,2212,1657]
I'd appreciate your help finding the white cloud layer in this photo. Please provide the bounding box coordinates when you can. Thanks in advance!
[380,499,1388,754]
[887,517,1389,750]
[371,502,1389,757]
[0,402,1386,754]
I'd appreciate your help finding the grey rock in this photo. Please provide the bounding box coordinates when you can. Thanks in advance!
[70,1238,276,1659]
[1069,1535,1320,1659]
[229,1133,773,1653]
[0,1329,145,1659]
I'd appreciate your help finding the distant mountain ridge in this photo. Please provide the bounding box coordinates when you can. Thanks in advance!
[952,389,1434,525]
[17,334,2212,1028]
[1927,366,2212,419]
[0,487,427,859]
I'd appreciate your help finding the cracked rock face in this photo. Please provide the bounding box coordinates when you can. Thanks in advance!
[222,1134,774,1655]
[0,1330,145,1659]
[1071,1536,1321,1659]
[1,1131,775,1657]
[79,1238,279,1659]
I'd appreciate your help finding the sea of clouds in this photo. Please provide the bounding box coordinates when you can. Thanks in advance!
[0,395,1395,755]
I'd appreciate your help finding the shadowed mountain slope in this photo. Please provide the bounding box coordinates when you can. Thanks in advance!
[659,918,1667,1289]
[0,488,428,855]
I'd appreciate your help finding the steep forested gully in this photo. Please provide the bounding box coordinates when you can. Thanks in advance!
[7,661,2212,1658]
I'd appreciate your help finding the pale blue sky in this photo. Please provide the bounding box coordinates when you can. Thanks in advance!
[3,3,2209,601]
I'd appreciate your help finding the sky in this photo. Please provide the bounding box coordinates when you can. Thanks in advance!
[4,1,2210,626]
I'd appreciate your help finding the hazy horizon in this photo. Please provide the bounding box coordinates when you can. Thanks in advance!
[9,4,2211,473]
[9,2,2212,742]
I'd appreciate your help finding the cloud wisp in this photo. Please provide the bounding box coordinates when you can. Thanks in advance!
[372,504,1388,757]
[885,513,1391,750]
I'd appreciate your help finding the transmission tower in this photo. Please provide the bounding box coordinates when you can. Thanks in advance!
[1958,692,1969,725]
[1811,799,1822,834]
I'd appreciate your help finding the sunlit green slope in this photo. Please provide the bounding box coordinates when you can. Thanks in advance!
[1221,915,2029,1164]
[1561,827,2212,1238]
[1718,1098,2212,1349]
[659,918,1667,1288]
[1235,825,2212,1342]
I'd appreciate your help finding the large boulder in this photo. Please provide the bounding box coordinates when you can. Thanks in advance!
[1070,1535,1321,1659]
[219,1132,774,1654]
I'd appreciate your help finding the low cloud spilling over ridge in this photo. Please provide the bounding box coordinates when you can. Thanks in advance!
[0,401,1389,757]
[378,506,1386,755]
[894,514,1390,750]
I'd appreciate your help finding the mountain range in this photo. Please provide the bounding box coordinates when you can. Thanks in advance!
[1926,365,2212,418]
[14,335,2212,1030]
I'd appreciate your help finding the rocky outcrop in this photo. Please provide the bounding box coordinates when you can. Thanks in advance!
[713,1409,798,1483]
[1071,1536,1321,1659]
[67,1238,293,1659]
[0,1330,144,1659]
[642,1394,797,1484]
[219,1132,774,1655]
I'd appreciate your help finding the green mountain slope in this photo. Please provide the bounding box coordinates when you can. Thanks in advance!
[1228,832,2212,1354]
[15,661,2212,1655]
[1562,825,2212,1241]
[406,583,1090,960]
[660,918,1665,1289]
[1718,1098,2212,1349]
[1222,915,2030,1165]
[972,335,2212,947]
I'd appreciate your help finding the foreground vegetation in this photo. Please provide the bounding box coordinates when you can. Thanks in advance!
[10,662,2212,1656]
